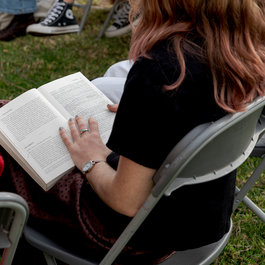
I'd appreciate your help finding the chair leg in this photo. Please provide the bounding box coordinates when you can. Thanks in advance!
[43,252,58,265]
[78,0,93,34]
[238,190,265,223]
[0,200,28,265]
[233,155,265,223]
[97,0,119,39]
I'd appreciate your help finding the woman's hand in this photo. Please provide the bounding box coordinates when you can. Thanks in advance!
[107,104,119,112]
[59,114,155,217]
[59,116,111,171]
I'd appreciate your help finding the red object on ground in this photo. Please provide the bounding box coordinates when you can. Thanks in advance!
[0,155,4,176]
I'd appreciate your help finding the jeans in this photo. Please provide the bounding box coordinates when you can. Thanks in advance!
[0,0,36,15]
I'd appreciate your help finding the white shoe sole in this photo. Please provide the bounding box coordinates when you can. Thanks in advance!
[105,24,131,38]
[105,17,140,38]
[26,24,80,34]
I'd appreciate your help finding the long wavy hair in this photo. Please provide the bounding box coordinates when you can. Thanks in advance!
[129,0,265,113]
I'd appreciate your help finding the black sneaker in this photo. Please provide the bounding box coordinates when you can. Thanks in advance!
[26,0,79,35]
[105,1,139,38]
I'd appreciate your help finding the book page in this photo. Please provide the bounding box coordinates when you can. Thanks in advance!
[0,89,74,189]
[38,72,115,144]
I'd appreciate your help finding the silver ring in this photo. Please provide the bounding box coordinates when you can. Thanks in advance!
[80,128,89,135]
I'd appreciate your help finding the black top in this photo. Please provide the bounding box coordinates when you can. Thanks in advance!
[105,40,235,252]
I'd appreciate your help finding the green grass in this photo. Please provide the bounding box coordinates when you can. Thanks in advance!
[0,6,264,265]
[214,157,265,264]
[0,6,130,99]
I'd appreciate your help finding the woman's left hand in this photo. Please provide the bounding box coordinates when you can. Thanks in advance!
[107,103,119,112]
[59,116,112,171]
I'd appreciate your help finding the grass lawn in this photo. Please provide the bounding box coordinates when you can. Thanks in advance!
[0,3,264,264]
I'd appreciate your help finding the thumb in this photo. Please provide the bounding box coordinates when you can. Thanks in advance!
[107,104,119,113]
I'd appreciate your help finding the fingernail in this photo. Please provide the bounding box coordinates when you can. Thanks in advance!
[69,117,73,121]
[59,127,63,131]
[75,115,79,118]
[108,104,114,107]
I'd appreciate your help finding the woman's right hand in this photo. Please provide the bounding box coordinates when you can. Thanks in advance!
[107,104,119,113]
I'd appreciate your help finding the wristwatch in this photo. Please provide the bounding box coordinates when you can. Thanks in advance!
[82,160,105,174]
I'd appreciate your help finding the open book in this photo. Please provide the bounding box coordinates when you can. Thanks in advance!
[0,72,115,191]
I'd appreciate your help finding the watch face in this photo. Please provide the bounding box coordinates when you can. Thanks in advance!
[83,161,93,172]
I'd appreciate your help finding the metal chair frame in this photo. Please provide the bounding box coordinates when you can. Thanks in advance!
[74,0,93,33]
[97,0,120,39]
[0,192,29,265]
[233,143,265,223]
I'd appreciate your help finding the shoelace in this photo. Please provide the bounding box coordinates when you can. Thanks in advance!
[113,1,131,26]
[42,1,66,25]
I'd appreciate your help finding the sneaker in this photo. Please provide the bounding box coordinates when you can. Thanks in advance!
[26,0,79,35]
[105,1,139,38]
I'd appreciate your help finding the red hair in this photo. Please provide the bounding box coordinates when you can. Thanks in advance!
[129,0,265,113]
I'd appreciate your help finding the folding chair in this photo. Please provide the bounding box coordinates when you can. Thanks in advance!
[0,192,29,265]
[74,0,93,34]
[23,95,265,265]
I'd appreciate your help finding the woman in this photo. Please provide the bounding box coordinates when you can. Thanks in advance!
[1,0,265,264]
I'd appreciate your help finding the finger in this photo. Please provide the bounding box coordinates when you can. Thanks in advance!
[75,115,89,133]
[88,118,99,133]
[107,104,119,113]
[68,117,79,140]
[59,127,73,149]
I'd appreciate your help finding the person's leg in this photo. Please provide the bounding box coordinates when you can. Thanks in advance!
[103,60,133,78]
[34,0,57,21]
[91,60,133,103]
[0,12,14,30]
[92,77,126,104]
[105,0,139,38]
[0,136,107,265]
[26,0,80,35]
[0,0,36,41]
[0,13,35,41]
[0,0,36,15]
